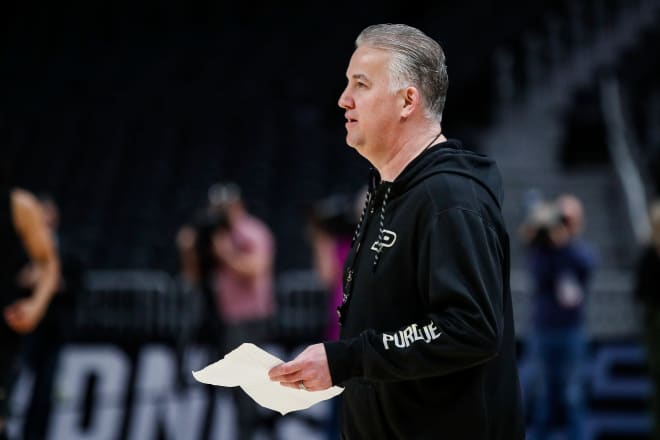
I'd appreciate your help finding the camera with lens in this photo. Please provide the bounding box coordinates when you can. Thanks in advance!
[524,201,568,248]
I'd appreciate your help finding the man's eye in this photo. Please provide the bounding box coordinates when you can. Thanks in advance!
[356,82,367,88]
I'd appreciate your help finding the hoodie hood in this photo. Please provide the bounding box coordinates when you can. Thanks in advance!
[391,139,503,209]
[355,139,504,272]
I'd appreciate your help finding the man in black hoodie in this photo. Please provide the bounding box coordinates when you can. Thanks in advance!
[269,23,524,439]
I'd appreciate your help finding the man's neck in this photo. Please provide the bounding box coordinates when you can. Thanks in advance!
[377,127,445,182]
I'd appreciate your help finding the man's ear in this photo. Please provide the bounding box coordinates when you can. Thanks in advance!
[400,86,421,119]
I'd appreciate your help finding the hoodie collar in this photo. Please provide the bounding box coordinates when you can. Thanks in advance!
[354,138,502,272]
[385,138,503,209]
[390,138,462,193]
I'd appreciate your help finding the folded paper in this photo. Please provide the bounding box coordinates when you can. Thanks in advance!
[192,343,343,415]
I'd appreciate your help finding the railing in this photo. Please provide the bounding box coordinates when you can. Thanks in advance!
[74,269,328,345]
[76,270,202,342]
[599,76,651,244]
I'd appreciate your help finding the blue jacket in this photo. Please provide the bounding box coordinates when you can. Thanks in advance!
[528,240,596,330]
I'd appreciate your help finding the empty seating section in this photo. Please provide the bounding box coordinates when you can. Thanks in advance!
[1,1,656,273]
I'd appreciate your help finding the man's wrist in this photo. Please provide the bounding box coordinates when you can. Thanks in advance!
[324,338,363,385]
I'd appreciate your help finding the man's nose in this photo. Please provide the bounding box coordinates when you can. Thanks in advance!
[338,88,352,109]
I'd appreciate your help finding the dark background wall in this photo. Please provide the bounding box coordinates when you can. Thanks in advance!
[0,0,646,272]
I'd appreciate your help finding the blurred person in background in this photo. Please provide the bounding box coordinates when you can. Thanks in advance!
[176,207,229,349]
[633,200,660,440]
[270,23,524,439]
[176,206,231,440]
[307,192,359,342]
[522,194,597,440]
[208,182,276,440]
[17,194,85,440]
[306,191,359,439]
[0,161,60,439]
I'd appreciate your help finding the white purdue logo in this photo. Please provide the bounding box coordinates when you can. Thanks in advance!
[371,229,397,252]
[382,322,442,349]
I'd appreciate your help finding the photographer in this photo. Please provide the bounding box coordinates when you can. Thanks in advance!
[177,182,276,439]
[209,182,276,440]
[521,196,597,440]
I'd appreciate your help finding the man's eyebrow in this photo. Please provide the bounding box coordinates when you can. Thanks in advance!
[350,73,371,83]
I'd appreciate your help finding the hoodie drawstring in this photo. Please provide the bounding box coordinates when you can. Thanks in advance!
[373,185,392,272]
[351,190,371,249]
[350,179,392,273]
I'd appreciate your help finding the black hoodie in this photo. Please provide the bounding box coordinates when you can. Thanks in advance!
[324,140,524,440]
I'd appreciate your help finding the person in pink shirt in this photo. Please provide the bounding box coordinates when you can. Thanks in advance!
[307,192,361,341]
[208,182,276,440]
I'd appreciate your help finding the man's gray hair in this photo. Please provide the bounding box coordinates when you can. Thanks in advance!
[356,23,448,122]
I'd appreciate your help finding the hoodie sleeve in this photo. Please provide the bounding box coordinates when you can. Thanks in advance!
[325,207,505,384]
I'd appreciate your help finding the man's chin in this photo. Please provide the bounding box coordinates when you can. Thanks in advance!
[345,137,361,150]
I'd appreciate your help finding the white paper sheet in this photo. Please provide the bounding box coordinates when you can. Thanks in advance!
[192,343,344,415]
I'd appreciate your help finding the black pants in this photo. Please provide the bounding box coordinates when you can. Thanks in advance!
[223,319,272,440]
[0,322,22,434]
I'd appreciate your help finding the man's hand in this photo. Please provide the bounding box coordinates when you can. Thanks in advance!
[268,343,333,392]
[4,296,48,334]
[212,230,235,262]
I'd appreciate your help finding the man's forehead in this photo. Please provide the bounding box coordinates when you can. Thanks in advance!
[346,46,390,79]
